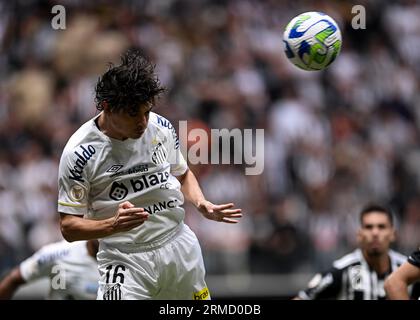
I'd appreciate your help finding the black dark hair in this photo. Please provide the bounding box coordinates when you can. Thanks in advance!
[95,49,165,116]
[359,204,394,226]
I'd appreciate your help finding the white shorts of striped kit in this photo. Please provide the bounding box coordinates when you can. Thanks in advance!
[97,223,210,300]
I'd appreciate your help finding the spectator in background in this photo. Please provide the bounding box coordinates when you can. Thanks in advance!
[385,248,420,300]
[0,240,99,300]
[295,205,420,300]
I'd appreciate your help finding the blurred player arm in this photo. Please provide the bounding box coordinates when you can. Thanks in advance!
[385,261,420,300]
[0,268,26,299]
[0,242,65,299]
[177,169,242,223]
[59,201,149,241]
[294,268,342,300]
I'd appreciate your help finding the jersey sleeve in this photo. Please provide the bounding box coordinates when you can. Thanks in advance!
[167,126,188,176]
[19,242,70,282]
[57,147,90,216]
[297,267,343,300]
[155,115,188,176]
[408,249,420,268]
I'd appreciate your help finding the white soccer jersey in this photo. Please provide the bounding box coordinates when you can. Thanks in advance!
[58,112,188,246]
[20,240,99,300]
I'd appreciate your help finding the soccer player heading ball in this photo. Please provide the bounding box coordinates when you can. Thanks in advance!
[57,49,242,300]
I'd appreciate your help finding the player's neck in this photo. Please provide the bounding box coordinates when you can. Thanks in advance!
[363,250,390,275]
[97,113,128,140]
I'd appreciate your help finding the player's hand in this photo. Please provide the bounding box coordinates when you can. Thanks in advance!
[110,201,149,232]
[197,200,242,224]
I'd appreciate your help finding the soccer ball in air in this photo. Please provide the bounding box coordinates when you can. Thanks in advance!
[283,11,342,71]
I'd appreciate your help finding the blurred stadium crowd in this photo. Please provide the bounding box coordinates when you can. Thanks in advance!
[1,0,420,279]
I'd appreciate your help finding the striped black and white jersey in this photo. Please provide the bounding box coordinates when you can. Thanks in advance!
[408,249,420,268]
[298,248,420,300]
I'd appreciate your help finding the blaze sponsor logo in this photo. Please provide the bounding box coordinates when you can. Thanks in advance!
[109,182,129,201]
[144,200,178,214]
[160,182,172,189]
[68,145,95,182]
[130,172,169,192]
[109,171,170,200]
[193,287,210,300]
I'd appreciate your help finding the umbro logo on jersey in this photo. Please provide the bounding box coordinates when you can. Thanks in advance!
[109,171,170,201]
[68,145,96,182]
[110,164,149,178]
[106,165,123,173]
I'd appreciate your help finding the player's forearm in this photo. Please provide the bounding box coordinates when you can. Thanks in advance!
[60,203,148,241]
[60,213,114,242]
[384,277,410,300]
[385,262,420,300]
[179,169,206,207]
[0,268,25,300]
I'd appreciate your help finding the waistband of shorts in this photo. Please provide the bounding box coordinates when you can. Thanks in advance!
[102,223,185,253]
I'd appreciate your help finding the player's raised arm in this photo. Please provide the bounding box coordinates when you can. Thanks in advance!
[177,169,242,223]
[59,201,149,242]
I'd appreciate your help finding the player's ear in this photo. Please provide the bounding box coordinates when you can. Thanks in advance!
[101,101,110,112]
[356,228,362,244]
[389,227,396,242]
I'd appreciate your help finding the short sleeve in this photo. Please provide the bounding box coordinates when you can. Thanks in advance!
[157,116,188,176]
[408,249,420,268]
[57,147,90,216]
[168,142,188,177]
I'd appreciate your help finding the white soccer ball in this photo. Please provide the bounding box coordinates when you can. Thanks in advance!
[283,11,342,71]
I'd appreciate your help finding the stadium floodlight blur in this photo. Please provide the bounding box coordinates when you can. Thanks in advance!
[1,0,420,299]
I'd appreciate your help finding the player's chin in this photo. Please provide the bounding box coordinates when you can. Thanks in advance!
[131,131,145,139]
[367,247,383,256]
